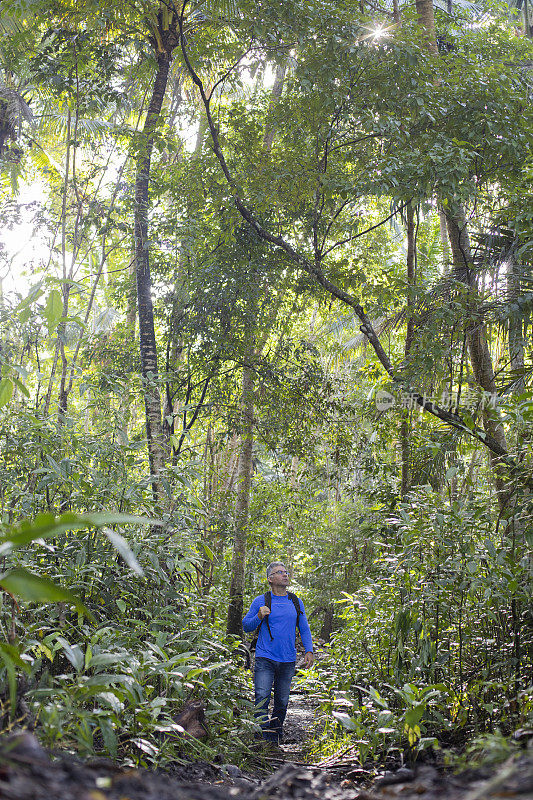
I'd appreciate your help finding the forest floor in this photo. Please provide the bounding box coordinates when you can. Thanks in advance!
[0,686,531,799]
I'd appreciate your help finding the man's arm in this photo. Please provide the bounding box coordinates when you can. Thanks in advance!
[297,600,315,667]
[243,596,264,632]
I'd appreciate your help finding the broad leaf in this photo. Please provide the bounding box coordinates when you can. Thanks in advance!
[0,379,14,408]
[0,568,93,620]
[103,528,143,576]
[56,636,85,672]
[45,289,63,334]
[0,512,159,555]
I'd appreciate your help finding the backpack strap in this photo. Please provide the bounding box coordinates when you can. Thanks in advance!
[249,591,273,651]
[262,591,274,641]
[288,592,302,630]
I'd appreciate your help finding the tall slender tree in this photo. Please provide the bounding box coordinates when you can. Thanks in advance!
[400,202,416,497]
[134,9,180,496]
[226,61,288,636]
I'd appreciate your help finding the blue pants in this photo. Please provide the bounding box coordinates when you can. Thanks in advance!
[254,656,296,743]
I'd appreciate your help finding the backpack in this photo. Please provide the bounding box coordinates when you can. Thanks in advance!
[249,591,302,651]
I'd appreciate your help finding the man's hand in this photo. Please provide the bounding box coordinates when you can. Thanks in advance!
[258,605,271,620]
[303,651,314,668]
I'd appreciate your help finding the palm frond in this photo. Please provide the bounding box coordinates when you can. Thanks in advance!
[409,427,461,491]
[323,313,357,338]
[194,0,245,22]
[30,145,61,176]
[0,12,23,36]
[37,111,114,140]
[343,316,388,352]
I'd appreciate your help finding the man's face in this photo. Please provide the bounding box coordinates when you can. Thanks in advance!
[268,565,290,589]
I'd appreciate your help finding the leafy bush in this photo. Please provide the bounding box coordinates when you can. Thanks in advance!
[0,513,255,764]
[306,485,532,758]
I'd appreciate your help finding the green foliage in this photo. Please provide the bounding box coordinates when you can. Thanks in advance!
[0,511,155,718]
[307,483,532,759]
[0,512,254,762]
[28,621,249,764]
[0,0,532,768]
[328,683,442,764]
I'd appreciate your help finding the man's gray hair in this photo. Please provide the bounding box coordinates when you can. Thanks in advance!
[266,561,286,577]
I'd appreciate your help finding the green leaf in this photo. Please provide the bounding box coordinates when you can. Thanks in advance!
[89,652,126,668]
[417,737,438,752]
[56,636,84,672]
[201,542,215,561]
[0,568,94,620]
[185,666,210,678]
[99,718,118,759]
[45,289,63,334]
[0,642,30,714]
[96,691,124,713]
[103,528,143,576]
[0,379,14,408]
[12,377,30,398]
[404,703,425,728]
[485,539,497,557]
[0,512,160,556]
[332,711,357,730]
[15,283,43,313]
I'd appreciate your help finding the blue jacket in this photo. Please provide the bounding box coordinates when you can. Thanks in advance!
[243,593,313,662]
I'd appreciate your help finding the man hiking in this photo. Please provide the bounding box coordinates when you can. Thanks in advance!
[243,561,314,746]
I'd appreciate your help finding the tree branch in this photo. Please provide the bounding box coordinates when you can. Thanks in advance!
[177,13,518,468]
[321,204,408,258]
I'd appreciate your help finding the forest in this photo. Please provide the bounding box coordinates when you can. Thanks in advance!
[0,0,532,795]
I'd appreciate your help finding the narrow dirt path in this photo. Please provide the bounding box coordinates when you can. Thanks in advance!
[0,694,531,800]
[242,684,533,800]
[282,688,319,761]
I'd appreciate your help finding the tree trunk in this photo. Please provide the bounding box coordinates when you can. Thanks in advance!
[134,50,171,496]
[445,209,509,509]
[226,63,288,636]
[414,0,439,54]
[164,97,204,448]
[439,208,450,266]
[57,284,72,425]
[226,363,255,636]
[392,0,401,24]
[319,606,335,642]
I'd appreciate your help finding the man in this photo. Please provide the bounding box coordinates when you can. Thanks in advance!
[243,561,314,745]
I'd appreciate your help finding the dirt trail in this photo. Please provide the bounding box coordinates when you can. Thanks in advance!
[0,688,531,800]
[243,683,533,800]
[281,688,319,761]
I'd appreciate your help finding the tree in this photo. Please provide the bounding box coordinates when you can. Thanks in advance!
[226,60,288,636]
[177,0,531,469]
[133,9,181,497]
